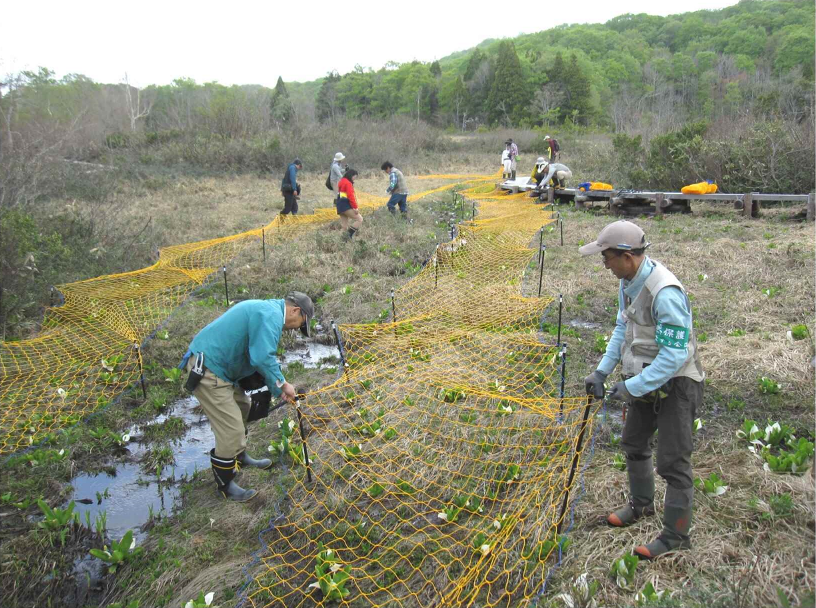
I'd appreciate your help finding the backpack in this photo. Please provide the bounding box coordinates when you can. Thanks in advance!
[550,138,560,154]
[325,173,333,191]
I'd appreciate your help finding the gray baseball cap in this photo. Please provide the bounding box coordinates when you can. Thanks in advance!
[578,220,650,256]
[285,291,314,337]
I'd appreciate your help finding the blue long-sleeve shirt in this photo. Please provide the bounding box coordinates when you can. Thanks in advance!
[597,257,692,396]
[184,299,286,397]
[287,164,298,188]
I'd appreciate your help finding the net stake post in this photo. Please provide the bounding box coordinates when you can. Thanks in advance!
[262,229,266,263]
[391,288,396,323]
[556,294,563,346]
[559,214,564,246]
[434,252,439,290]
[294,397,312,483]
[331,320,346,372]
[538,245,546,297]
[222,266,230,307]
[557,394,593,534]
[558,343,567,418]
[134,342,147,400]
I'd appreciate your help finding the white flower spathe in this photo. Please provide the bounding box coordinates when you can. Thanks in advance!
[437,512,448,521]
[479,544,491,556]
[57,388,67,399]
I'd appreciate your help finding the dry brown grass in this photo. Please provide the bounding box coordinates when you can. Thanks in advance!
[51,157,816,608]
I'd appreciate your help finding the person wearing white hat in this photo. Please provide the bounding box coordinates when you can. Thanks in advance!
[534,159,572,189]
[330,152,346,196]
[530,157,549,186]
[580,220,704,560]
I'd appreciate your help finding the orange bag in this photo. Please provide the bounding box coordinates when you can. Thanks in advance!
[681,182,718,195]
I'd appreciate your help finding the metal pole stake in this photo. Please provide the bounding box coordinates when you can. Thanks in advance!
[331,320,346,371]
[557,294,563,347]
[391,288,396,323]
[558,343,567,418]
[262,229,266,262]
[222,266,230,307]
[294,398,312,483]
[557,395,593,533]
[135,342,147,400]
[538,245,546,298]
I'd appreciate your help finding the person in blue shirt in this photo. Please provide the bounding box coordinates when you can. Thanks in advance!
[280,158,303,216]
[580,221,704,559]
[181,292,314,501]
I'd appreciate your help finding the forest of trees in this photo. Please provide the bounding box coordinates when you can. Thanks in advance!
[0,0,814,337]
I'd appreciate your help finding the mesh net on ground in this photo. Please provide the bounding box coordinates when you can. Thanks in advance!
[242,183,600,607]
[0,175,493,455]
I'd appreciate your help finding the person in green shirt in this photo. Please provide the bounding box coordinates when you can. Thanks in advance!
[180,292,314,501]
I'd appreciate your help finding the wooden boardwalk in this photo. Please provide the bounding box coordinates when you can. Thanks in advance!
[501,179,815,220]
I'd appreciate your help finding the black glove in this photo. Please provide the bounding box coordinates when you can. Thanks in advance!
[607,381,633,403]
[584,370,607,399]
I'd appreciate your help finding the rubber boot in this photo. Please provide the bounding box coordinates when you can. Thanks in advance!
[237,450,273,470]
[511,170,516,180]
[608,456,655,527]
[344,227,358,240]
[634,485,693,560]
[210,449,257,502]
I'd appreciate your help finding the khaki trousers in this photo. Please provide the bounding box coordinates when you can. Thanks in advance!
[187,360,251,459]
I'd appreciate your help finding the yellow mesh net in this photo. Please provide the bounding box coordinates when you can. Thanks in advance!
[0,172,601,607]
[242,182,600,607]
[0,173,491,454]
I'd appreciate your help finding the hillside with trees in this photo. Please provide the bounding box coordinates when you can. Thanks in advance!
[0,0,813,337]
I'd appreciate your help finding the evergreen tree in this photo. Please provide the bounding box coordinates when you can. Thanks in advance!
[269,76,293,126]
[486,41,530,125]
[430,60,442,78]
[316,71,342,124]
[464,49,487,81]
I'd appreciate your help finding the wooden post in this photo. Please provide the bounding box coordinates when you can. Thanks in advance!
[655,193,665,217]
[807,192,815,222]
[743,192,753,219]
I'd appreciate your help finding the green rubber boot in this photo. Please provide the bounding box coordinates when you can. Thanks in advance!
[634,485,693,560]
[608,456,655,527]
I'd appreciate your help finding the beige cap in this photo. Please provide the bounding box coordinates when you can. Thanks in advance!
[578,220,650,256]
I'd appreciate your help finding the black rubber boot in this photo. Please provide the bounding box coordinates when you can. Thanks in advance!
[511,170,516,180]
[634,485,693,559]
[210,449,257,502]
[608,456,655,526]
[237,450,273,470]
[344,227,358,240]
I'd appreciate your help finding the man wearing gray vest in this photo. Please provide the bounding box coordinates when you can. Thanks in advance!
[580,221,704,560]
[381,161,409,216]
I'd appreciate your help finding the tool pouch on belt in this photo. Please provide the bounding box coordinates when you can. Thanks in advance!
[247,390,272,422]
[240,372,272,422]
[184,353,205,392]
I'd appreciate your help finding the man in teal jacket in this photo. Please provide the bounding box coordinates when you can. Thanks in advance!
[181,291,314,501]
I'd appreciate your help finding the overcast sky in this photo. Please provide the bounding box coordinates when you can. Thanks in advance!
[3,0,740,88]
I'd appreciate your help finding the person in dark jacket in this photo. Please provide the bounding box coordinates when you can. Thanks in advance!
[281,159,303,215]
